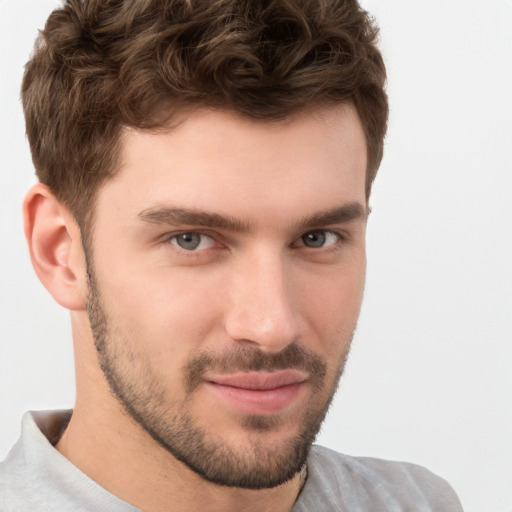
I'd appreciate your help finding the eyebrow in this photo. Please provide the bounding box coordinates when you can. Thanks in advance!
[298,202,367,229]
[138,202,367,232]
[138,207,251,232]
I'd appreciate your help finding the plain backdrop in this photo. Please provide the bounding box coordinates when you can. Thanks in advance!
[1,1,511,511]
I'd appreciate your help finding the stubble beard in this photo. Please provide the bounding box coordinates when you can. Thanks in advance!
[86,264,352,489]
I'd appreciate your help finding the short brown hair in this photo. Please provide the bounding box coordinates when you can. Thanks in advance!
[22,0,388,229]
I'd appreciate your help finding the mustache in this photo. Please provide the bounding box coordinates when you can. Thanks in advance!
[184,343,327,394]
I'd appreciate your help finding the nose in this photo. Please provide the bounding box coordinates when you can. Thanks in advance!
[224,251,300,352]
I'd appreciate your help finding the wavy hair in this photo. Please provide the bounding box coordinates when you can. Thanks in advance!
[22,0,388,228]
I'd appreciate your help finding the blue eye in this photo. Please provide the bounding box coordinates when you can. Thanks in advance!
[300,230,339,248]
[170,233,215,251]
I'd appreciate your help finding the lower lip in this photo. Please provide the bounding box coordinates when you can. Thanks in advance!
[205,381,304,415]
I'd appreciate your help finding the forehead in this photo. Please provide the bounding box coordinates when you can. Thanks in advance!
[96,105,367,226]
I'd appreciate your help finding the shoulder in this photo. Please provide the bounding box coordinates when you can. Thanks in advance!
[0,411,137,512]
[0,431,43,511]
[293,445,464,511]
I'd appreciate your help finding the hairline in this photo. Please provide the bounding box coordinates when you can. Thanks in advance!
[77,99,370,249]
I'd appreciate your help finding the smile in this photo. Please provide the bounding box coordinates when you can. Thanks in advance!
[204,370,308,415]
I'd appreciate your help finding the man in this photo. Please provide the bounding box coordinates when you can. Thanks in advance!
[0,0,463,510]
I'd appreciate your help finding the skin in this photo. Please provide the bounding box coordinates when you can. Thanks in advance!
[24,104,368,512]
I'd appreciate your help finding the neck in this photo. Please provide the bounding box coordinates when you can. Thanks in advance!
[56,390,303,512]
[61,316,305,511]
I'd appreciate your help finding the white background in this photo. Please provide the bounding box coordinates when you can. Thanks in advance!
[1,1,510,511]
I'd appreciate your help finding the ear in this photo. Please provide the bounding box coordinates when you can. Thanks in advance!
[23,183,88,311]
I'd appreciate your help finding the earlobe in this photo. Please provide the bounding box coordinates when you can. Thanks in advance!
[23,183,87,311]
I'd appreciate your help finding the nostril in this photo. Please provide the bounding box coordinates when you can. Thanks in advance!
[224,257,299,350]
[224,306,299,353]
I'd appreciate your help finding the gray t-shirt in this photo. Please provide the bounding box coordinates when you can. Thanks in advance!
[0,411,463,511]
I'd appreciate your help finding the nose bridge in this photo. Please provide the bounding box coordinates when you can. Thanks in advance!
[225,248,299,351]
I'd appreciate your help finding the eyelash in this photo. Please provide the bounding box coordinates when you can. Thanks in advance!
[164,229,347,255]
[295,230,345,249]
[165,230,219,253]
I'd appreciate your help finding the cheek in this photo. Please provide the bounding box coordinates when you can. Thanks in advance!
[96,261,226,368]
[299,261,365,352]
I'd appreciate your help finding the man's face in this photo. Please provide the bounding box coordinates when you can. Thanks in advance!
[86,105,368,488]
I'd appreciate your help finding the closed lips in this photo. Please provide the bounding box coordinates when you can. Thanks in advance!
[205,370,309,390]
